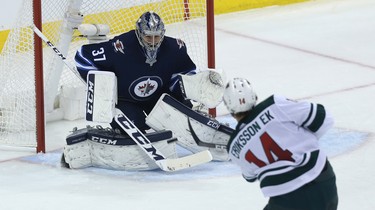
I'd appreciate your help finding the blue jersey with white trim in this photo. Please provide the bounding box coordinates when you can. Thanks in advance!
[75,30,196,114]
[227,94,334,197]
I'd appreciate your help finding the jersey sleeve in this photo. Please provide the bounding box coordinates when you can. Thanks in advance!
[74,41,113,81]
[168,39,197,103]
[274,95,334,139]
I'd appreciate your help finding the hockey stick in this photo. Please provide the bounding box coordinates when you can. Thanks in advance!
[31,24,86,85]
[114,110,212,172]
[33,25,213,171]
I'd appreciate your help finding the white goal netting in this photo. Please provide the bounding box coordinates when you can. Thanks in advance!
[0,0,210,149]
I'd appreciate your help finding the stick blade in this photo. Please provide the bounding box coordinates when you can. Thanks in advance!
[157,150,213,172]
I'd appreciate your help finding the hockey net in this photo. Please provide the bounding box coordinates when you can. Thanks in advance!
[0,0,214,152]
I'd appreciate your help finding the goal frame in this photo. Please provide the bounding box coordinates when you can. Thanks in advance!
[31,0,216,153]
[34,0,45,153]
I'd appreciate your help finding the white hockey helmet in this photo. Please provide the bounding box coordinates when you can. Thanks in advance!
[223,78,258,114]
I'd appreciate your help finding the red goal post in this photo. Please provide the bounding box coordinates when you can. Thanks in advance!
[0,0,215,153]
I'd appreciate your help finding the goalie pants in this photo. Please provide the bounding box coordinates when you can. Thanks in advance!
[264,160,338,210]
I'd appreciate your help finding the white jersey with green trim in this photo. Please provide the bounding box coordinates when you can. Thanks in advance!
[227,94,334,197]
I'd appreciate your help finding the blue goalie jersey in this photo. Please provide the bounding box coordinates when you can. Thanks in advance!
[75,30,197,115]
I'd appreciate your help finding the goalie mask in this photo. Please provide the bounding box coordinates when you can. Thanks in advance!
[136,11,166,66]
[223,78,258,114]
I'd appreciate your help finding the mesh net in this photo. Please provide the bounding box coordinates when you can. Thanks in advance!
[0,0,208,148]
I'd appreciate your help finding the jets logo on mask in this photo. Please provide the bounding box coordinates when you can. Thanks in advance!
[129,76,163,101]
[113,39,124,54]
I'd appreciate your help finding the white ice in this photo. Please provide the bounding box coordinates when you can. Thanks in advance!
[1,0,375,209]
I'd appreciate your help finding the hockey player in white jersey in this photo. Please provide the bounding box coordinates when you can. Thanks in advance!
[223,78,338,210]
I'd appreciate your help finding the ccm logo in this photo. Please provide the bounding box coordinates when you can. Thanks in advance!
[91,136,118,145]
[117,115,165,161]
[86,80,94,114]
[207,120,220,129]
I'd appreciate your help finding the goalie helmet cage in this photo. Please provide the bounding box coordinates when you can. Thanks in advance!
[0,0,215,153]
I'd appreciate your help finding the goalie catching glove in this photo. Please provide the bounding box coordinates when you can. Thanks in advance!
[178,69,225,108]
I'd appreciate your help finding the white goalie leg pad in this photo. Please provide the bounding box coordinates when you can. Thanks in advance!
[63,128,178,170]
[86,71,117,123]
[63,141,92,169]
[146,94,231,161]
[89,139,177,170]
[179,69,225,108]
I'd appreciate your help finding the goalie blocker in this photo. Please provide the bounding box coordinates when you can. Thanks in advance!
[85,71,117,123]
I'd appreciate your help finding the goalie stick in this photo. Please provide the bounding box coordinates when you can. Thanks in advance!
[31,25,86,85]
[33,25,213,171]
[114,110,212,172]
